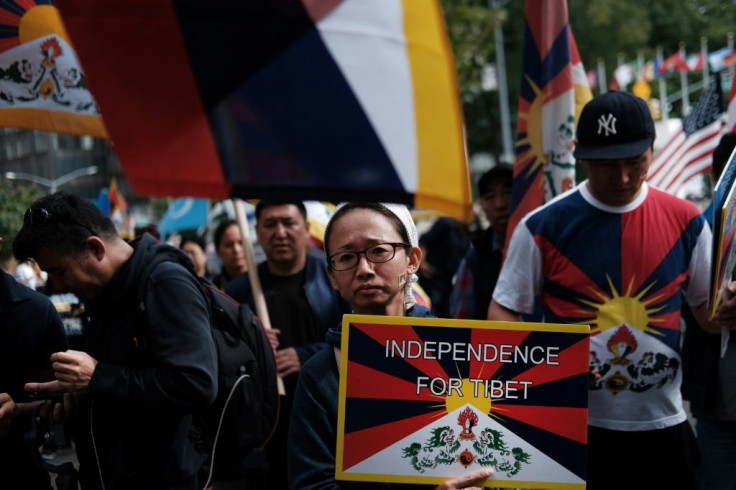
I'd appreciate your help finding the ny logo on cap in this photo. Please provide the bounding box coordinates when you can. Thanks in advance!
[597,113,617,137]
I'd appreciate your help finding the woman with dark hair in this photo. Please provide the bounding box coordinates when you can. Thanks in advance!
[212,219,247,289]
[288,202,493,489]
[179,233,211,280]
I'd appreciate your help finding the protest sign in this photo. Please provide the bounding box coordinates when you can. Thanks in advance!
[709,146,736,355]
[335,315,590,489]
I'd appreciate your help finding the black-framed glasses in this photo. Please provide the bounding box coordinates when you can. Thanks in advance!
[24,207,95,235]
[329,242,410,271]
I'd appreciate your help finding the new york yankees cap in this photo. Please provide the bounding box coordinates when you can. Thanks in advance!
[573,91,655,160]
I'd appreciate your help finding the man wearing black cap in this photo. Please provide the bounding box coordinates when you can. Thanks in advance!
[450,163,512,319]
[488,91,736,489]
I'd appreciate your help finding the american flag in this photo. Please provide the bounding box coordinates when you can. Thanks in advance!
[647,74,726,194]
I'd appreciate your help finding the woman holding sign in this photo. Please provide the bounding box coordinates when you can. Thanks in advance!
[288,202,493,489]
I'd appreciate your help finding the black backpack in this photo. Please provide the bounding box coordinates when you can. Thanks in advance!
[136,250,280,487]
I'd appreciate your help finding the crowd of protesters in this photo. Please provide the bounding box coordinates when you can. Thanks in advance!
[2,92,736,490]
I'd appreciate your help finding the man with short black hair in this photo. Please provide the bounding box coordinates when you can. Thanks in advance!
[488,91,736,489]
[450,163,512,319]
[14,192,217,490]
[226,199,350,489]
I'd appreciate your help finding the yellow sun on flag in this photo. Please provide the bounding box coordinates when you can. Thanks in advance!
[515,76,548,175]
[445,378,492,415]
[577,276,665,336]
[18,5,72,46]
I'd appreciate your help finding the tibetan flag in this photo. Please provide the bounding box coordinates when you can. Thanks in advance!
[55,0,471,222]
[648,75,726,195]
[506,0,592,252]
[0,1,106,137]
[335,315,590,488]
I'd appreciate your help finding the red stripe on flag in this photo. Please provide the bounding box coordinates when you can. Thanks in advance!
[524,0,568,58]
[513,337,590,386]
[0,10,21,27]
[0,38,19,53]
[57,0,229,199]
[650,122,722,193]
[649,77,725,194]
[346,361,442,402]
[546,58,574,100]
[504,167,544,257]
[342,409,444,470]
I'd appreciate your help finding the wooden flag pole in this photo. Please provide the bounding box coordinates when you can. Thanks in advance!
[233,198,286,396]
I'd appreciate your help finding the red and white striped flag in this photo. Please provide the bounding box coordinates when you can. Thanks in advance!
[647,75,726,194]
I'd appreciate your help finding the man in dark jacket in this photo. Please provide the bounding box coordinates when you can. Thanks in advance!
[450,164,512,319]
[14,192,218,490]
[226,199,350,489]
[1,233,68,490]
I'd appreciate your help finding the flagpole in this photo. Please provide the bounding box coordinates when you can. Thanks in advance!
[658,47,669,121]
[233,198,286,396]
[701,37,709,88]
[597,57,607,95]
[491,0,513,165]
[728,33,734,89]
[680,42,690,115]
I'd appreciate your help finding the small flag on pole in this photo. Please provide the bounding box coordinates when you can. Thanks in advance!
[658,51,689,74]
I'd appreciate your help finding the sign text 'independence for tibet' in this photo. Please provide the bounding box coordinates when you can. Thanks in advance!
[335,315,590,490]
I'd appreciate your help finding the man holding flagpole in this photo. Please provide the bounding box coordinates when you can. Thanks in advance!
[489,91,736,489]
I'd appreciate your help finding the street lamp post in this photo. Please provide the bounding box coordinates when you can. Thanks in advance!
[4,165,99,193]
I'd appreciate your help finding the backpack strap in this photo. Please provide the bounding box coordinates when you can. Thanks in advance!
[135,253,169,315]
[133,251,207,349]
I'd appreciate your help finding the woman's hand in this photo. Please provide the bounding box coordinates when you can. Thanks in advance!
[436,468,494,489]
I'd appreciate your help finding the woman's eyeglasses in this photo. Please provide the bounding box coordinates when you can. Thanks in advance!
[329,242,409,271]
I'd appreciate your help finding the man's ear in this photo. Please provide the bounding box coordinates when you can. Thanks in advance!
[0,236,3,253]
[86,236,107,261]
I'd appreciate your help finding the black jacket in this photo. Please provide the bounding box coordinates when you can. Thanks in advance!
[0,270,68,490]
[225,254,350,364]
[73,234,217,490]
